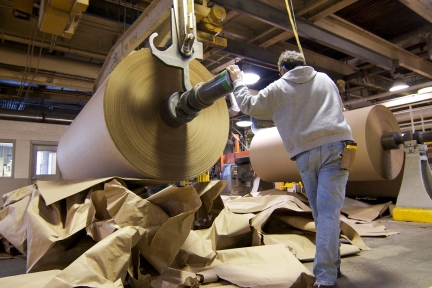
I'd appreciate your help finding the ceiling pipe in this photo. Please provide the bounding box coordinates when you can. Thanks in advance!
[393,106,432,122]
[0,110,74,124]
[0,46,101,80]
[0,67,94,92]
[344,81,432,106]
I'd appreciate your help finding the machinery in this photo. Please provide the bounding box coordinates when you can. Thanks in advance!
[148,1,234,128]
[221,154,255,196]
[381,131,432,222]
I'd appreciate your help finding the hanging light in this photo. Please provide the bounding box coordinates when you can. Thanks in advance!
[242,64,260,85]
[389,75,409,92]
[236,120,252,127]
[418,87,432,94]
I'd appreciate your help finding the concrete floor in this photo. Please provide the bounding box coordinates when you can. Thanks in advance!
[1,216,431,287]
[303,216,432,288]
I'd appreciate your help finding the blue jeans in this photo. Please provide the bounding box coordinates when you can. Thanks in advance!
[295,141,349,286]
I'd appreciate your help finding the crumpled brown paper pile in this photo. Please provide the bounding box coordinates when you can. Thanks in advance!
[0,179,396,287]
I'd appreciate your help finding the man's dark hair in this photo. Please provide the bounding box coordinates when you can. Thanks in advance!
[278,50,305,72]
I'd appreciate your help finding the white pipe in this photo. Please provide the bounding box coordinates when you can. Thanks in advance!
[0,46,101,80]
[344,81,432,106]
[0,68,94,91]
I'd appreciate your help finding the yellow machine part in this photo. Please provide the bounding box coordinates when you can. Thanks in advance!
[38,1,69,36]
[12,0,34,20]
[197,30,227,48]
[38,0,89,37]
[50,0,75,11]
[393,207,432,223]
[276,182,303,190]
[197,5,226,35]
[197,171,210,182]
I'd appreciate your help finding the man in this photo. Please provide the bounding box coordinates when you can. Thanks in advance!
[226,50,353,288]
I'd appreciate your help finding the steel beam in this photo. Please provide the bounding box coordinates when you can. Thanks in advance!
[210,39,356,78]
[213,0,396,71]
[316,15,432,78]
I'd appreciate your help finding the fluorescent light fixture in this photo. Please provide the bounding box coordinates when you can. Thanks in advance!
[380,92,432,108]
[389,77,409,92]
[236,120,252,127]
[418,87,432,94]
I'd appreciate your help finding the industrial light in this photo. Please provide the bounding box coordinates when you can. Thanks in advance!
[380,92,432,108]
[389,76,409,92]
[242,64,260,85]
[418,87,432,94]
[243,73,260,85]
[236,120,252,127]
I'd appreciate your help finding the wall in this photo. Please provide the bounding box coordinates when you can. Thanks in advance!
[0,120,68,205]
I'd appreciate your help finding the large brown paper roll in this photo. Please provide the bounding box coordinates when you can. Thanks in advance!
[58,49,229,180]
[250,105,404,184]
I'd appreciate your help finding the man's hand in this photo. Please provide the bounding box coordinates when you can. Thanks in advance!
[227,65,244,82]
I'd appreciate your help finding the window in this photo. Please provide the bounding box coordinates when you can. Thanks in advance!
[31,143,61,182]
[0,141,14,178]
[36,150,57,175]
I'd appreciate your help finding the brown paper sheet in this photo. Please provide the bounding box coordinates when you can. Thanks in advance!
[0,270,62,287]
[187,244,313,288]
[0,181,399,287]
[0,178,202,286]
[340,215,399,237]
[44,226,148,287]
[245,197,369,260]
[194,180,227,229]
[1,185,35,208]
[37,177,168,206]
[342,197,392,222]
[0,189,33,254]
[223,194,311,214]
[263,234,361,261]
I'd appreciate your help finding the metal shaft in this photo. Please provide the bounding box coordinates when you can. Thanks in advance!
[381,131,432,150]
[160,70,233,128]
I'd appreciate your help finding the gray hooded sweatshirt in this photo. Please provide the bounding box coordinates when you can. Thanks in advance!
[232,66,353,159]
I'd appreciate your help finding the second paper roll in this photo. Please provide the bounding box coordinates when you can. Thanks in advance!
[250,105,404,182]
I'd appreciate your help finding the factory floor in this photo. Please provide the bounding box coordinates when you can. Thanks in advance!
[303,216,432,288]
[0,216,431,288]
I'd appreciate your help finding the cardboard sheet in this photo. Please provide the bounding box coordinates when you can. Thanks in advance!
[0,188,33,254]
[194,181,227,229]
[0,270,62,287]
[223,194,311,214]
[0,178,201,284]
[185,244,313,288]
[342,197,392,222]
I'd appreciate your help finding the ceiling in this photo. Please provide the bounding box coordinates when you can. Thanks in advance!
[0,0,432,131]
